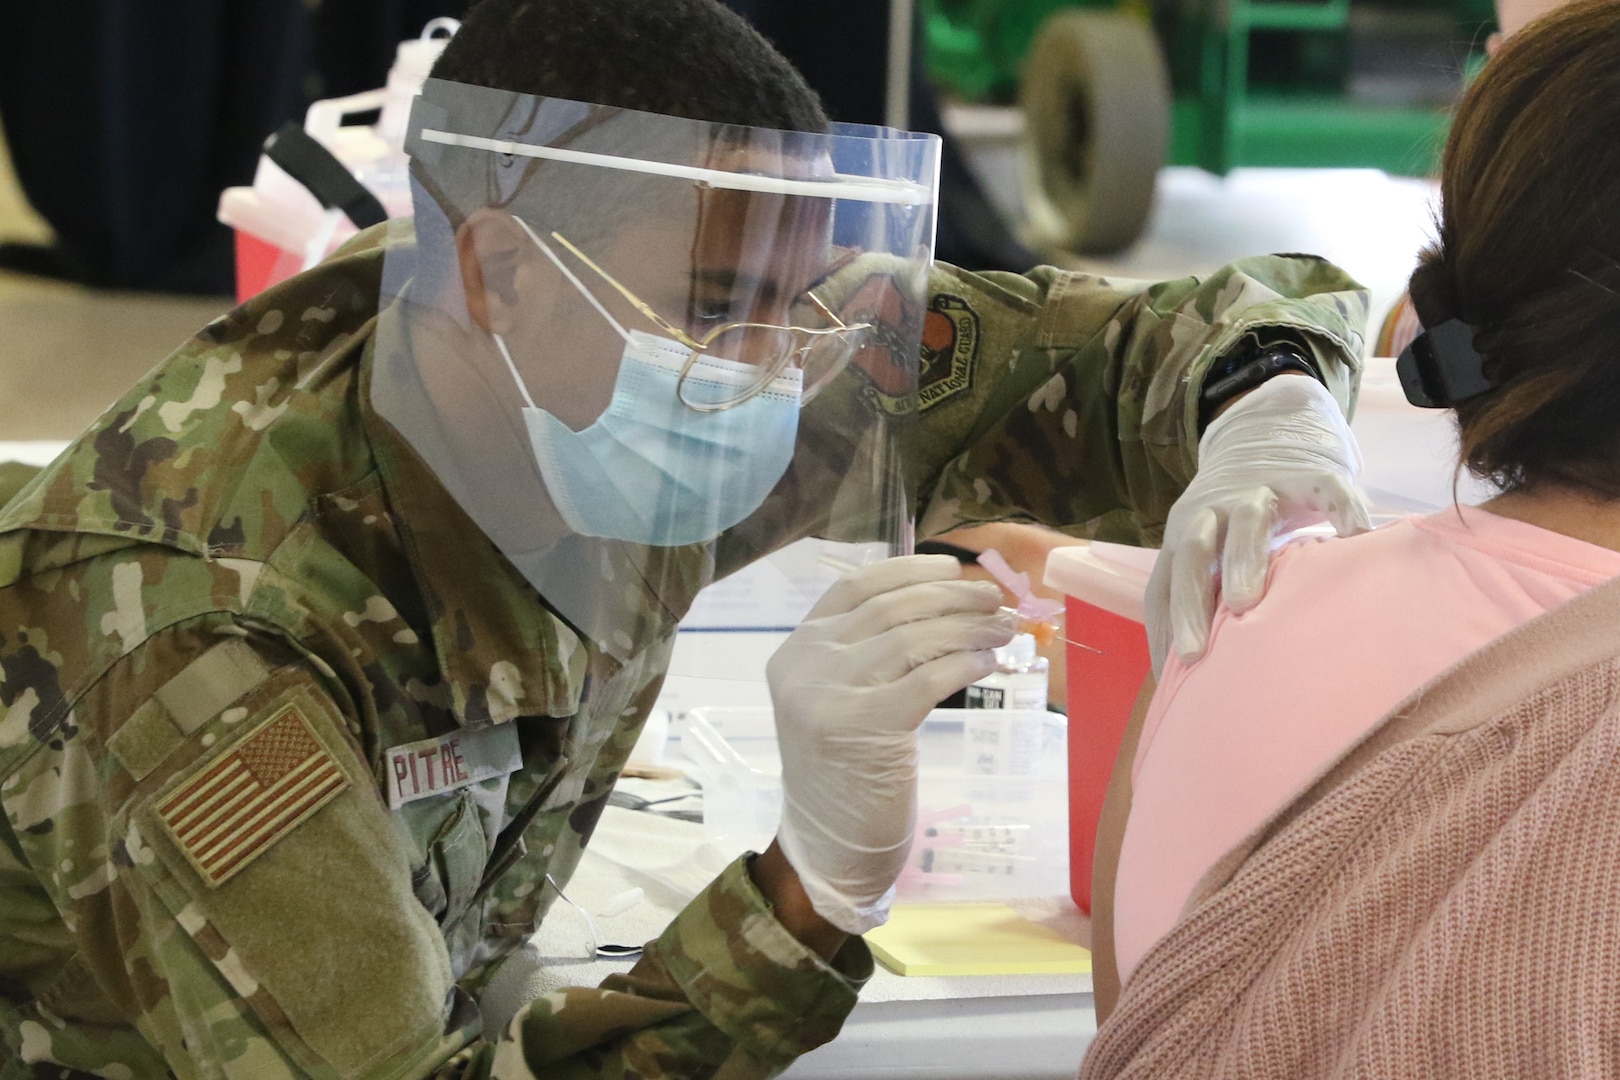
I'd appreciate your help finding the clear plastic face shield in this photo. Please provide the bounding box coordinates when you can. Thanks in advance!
[372,80,940,660]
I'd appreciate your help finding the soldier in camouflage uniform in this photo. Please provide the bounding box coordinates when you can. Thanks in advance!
[0,1,1369,1078]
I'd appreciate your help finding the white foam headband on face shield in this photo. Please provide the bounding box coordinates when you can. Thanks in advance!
[417,128,932,206]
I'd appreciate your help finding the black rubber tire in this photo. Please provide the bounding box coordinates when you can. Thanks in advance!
[1019,9,1171,255]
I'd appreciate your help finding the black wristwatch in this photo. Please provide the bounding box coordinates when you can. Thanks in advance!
[1197,338,1323,433]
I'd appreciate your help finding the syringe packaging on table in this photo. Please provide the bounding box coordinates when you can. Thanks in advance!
[680,707,1069,902]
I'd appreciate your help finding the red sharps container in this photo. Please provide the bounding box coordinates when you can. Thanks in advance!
[1042,542,1155,914]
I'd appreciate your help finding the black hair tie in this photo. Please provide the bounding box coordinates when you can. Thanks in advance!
[1397,318,1491,408]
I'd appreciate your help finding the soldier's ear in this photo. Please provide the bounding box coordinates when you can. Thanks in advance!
[456,210,545,336]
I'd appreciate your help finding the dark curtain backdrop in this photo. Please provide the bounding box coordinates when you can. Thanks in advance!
[720,0,1037,272]
[0,0,464,293]
[0,0,1026,293]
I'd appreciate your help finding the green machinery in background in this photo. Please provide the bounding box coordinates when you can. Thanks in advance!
[925,0,1496,252]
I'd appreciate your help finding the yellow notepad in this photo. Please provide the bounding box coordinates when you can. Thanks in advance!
[865,903,1093,976]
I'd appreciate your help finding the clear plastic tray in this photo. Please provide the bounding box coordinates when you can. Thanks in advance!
[680,706,1070,902]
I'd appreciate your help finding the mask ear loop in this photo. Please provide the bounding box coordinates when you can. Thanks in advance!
[491,216,640,413]
[510,217,637,347]
[491,334,539,411]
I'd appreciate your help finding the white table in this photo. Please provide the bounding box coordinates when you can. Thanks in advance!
[0,441,70,467]
[550,800,1097,1079]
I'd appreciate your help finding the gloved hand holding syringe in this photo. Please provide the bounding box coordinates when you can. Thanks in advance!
[818,550,1098,657]
[766,554,1019,935]
[777,552,1069,914]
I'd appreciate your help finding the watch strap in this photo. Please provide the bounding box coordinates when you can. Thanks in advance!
[1198,343,1322,432]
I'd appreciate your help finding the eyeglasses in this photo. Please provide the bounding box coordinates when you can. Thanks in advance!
[519,222,874,412]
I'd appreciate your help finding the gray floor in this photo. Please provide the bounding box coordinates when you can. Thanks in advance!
[0,116,1437,446]
[0,124,233,442]
[947,103,1438,336]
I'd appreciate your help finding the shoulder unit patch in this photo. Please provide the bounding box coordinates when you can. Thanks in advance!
[156,702,349,887]
[918,294,978,411]
[839,279,981,416]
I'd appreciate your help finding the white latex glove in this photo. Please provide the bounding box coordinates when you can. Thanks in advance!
[768,555,1017,935]
[1146,374,1369,674]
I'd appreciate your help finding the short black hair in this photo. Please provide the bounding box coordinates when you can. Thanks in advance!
[432,0,829,133]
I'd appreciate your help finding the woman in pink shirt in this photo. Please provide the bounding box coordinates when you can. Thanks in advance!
[1091,0,1620,1020]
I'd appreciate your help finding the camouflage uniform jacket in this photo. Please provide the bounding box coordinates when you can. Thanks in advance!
[0,230,1366,1080]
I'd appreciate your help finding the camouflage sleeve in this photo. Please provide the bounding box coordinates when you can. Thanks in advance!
[0,463,41,510]
[1,624,476,1080]
[448,857,872,1080]
[909,255,1369,545]
[1,607,866,1080]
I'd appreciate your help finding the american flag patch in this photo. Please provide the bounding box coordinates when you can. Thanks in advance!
[156,702,349,887]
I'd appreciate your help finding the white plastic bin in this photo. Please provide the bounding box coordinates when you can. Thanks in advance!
[218,19,458,301]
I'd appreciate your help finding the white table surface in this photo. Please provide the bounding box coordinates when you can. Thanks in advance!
[0,441,70,467]
[547,795,1096,1079]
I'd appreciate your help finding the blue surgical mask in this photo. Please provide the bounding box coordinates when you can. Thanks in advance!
[499,330,802,546]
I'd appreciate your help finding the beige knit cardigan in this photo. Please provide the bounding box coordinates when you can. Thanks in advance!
[1081,567,1620,1079]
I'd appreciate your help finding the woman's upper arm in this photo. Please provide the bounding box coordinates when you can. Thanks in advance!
[1091,673,1157,1023]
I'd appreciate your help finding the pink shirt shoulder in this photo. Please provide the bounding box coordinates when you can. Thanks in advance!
[1113,505,1620,986]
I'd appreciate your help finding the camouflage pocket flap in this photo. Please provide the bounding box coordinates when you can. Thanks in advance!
[131,673,458,1080]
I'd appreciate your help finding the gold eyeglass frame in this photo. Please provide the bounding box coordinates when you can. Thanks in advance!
[547,231,873,413]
